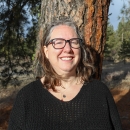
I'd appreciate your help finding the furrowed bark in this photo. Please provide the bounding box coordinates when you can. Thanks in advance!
[39,0,111,79]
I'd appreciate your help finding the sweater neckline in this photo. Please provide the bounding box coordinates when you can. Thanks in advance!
[38,79,87,103]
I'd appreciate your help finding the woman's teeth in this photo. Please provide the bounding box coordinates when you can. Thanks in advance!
[61,57,72,60]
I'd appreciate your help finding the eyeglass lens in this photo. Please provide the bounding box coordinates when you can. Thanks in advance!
[52,38,81,49]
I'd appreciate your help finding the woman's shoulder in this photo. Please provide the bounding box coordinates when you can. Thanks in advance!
[21,79,42,90]
[16,79,43,98]
[85,79,110,93]
[88,79,106,86]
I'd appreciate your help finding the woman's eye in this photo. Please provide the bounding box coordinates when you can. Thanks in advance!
[71,41,78,44]
[55,40,64,44]
[56,42,62,44]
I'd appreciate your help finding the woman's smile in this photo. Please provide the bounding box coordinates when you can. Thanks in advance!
[44,25,81,75]
[60,56,74,61]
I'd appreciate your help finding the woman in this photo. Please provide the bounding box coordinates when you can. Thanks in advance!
[8,18,122,130]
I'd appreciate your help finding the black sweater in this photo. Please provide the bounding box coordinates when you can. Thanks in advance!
[8,80,122,130]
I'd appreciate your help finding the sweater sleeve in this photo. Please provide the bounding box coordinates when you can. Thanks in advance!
[8,89,25,130]
[106,87,122,130]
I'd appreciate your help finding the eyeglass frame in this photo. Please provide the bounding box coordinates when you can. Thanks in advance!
[46,38,83,49]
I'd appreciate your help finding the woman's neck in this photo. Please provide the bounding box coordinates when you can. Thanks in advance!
[60,76,82,89]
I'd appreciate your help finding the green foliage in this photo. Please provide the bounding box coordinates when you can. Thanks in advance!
[118,40,130,60]
[105,1,130,62]
[0,0,41,87]
[116,0,130,62]
[104,22,119,60]
[105,20,130,62]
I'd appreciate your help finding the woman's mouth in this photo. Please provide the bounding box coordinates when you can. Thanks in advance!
[60,57,73,61]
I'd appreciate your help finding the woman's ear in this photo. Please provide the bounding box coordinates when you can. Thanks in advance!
[43,46,48,59]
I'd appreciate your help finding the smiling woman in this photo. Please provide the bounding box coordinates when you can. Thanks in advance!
[34,18,95,92]
[8,18,122,130]
[43,25,81,77]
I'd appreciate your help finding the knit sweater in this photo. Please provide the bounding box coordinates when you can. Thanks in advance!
[8,79,122,130]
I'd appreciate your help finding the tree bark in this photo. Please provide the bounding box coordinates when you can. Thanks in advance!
[39,0,111,79]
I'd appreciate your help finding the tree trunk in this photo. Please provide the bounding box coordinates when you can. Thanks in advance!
[39,0,111,79]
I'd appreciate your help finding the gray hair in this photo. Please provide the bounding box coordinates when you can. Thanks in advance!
[44,18,83,46]
[33,18,95,89]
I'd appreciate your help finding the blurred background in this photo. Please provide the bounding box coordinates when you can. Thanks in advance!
[0,0,130,129]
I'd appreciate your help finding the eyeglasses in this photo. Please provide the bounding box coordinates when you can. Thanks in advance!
[47,38,82,49]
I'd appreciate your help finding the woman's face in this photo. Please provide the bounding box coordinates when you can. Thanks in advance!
[44,25,81,76]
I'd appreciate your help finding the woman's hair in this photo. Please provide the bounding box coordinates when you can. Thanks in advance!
[34,18,95,91]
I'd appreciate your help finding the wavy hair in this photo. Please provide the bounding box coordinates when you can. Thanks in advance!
[34,18,95,90]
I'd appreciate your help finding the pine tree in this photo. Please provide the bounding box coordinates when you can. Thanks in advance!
[118,40,130,63]
[104,23,116,61]
[0,0,40,87]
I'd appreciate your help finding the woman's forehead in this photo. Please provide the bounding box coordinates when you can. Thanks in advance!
[50,25,77,38]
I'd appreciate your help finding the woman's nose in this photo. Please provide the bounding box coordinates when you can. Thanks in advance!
[63,41,72,52]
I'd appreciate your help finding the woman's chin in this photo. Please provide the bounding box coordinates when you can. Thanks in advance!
[58,68,76,75]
